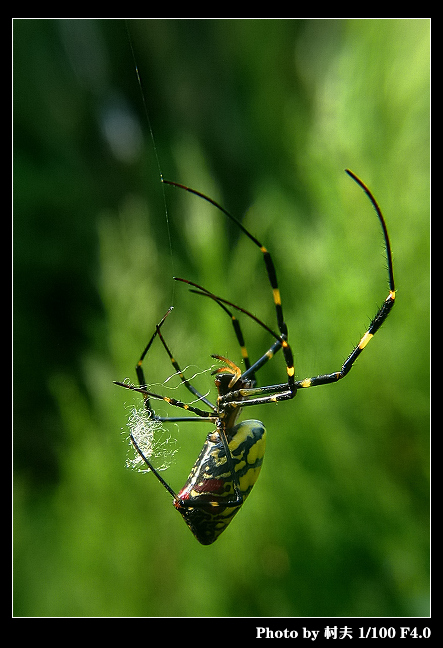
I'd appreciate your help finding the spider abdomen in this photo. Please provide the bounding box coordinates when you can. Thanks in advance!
[176,420,266,544]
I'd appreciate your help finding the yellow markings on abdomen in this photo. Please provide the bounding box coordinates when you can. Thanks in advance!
[239,466,262,493]
[245,433,266,464]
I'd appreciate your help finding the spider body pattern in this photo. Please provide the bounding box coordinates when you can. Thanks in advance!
[175,417,266,545]
[115,169,396,545]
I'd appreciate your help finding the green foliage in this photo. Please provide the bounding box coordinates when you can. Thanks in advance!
[14,18,429,617]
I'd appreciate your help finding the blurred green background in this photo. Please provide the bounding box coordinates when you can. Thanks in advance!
[13,19,429,617]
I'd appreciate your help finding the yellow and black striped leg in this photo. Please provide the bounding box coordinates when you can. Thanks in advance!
[113,380,218,421]
[219,385,295,409]
[184,280,253,376]
[134,308,173,417]
[295,290,395,389]
[134,307,216,415]
[153,317,216,411]
[175,277,296,396]
[164,180,295,390]
[295,170,396,390]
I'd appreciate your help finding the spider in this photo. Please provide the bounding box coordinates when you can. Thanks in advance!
[114,169,396,545]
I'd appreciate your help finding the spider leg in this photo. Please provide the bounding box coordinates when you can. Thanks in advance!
[133,307,172,417]
[218,381,295,408]
[130,431,179,499]
[164,181,296,390]
[187,285,253,375]
[130,307,216,416]
[154,318,216,411]
[293,171,396,389]
[114,381,217,420]
[175,277,295,390]
[294,290,395,389]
